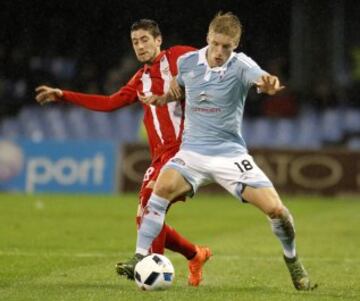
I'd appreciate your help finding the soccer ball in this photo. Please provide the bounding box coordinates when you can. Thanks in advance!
[134,254,175,291]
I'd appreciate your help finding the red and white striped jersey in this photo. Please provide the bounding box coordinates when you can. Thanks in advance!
[62,45,196,160]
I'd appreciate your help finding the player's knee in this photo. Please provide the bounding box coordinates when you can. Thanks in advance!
[154,180,178,200]
[267,205,286,219]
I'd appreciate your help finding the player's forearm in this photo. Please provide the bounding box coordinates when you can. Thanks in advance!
[157,91,181,105]
[62,90,131,111]
[163,91,178,103]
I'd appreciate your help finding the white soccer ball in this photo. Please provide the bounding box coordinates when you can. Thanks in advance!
[134,254,175,291]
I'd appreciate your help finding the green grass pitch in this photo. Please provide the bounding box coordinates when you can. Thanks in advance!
[0,193,359,301]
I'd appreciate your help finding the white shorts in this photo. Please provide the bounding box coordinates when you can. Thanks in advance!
[163,149,273,200]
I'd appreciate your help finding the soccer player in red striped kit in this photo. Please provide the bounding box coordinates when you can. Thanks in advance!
[35,19,211,286]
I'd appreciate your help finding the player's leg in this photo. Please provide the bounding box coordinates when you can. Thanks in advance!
[139,171,208,265]
[242,186,314,290]
[135,168,186,255]
[213,153,314,290]
[117,162,211,284]
[115,183,167,278]
[158,150,212,285]
[115,178,186,276]
[117,168,192,280]
[118,150,214,282]
[139,184,212,286]
[136,168,192,255]
[142,180,199,259]
[153,160,212,287]
[116,163,168,278]
[242,186,296,257]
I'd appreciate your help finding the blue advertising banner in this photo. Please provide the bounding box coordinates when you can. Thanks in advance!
[0,139,118,193]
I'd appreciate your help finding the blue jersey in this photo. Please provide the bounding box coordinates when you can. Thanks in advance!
[176,46,267,156]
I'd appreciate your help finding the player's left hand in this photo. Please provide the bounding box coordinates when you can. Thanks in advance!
[255,75,285,95]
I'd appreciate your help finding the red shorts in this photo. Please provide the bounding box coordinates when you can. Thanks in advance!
[138,147,185,209]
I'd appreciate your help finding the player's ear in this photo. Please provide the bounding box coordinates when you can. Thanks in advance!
[231,37,239,50]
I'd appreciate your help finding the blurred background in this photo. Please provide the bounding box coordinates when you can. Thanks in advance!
[0,0,359,194]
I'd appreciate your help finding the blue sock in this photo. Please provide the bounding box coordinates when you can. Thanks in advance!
[269,208,296,258]
[136,194,169,255]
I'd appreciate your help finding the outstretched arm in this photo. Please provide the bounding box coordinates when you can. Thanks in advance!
[35,81,138,111]
[255,74,285,95]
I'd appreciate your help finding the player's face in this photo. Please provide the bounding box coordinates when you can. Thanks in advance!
[131,29,162,64]
[206,32,237,68]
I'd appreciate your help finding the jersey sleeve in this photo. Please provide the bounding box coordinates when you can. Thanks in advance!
[167,45,196,87]
[62,71,141,111]
[236,53,268,89]
[169,45,197,58]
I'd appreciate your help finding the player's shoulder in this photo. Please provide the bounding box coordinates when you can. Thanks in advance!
[176,49,199,68]
[166,45,197,59]
[233,52,259,69]
[128,67,145,85]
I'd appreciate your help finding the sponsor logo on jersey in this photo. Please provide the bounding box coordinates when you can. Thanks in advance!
[191,107,221,113]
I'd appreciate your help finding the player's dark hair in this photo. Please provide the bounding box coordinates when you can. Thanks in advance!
[131,19,162,38]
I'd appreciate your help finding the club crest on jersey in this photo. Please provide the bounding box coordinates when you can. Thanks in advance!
[200,91,207,101]
[171,158,186,166]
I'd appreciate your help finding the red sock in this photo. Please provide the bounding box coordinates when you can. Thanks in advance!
[150,226,166,254]
[164,224,197,260]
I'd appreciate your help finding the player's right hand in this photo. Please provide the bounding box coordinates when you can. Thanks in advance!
[35,85,63,105]
[168,78,184,100]
[137,92,169,106]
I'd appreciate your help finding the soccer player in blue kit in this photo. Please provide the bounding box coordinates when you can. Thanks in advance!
[125,12,316,290]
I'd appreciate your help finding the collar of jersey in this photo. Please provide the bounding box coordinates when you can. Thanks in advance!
[197,46,235,73]
[144,50,165,73]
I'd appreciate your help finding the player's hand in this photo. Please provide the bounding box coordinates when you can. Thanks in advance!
[168,78,184,100]
[137,92,170,106]
[35,85,63,105]
[255,75,285,95]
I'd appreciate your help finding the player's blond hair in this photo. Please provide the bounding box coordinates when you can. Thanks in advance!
[208,12,242,45]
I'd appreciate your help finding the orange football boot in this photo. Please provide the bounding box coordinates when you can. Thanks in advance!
[188,246,212,286]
